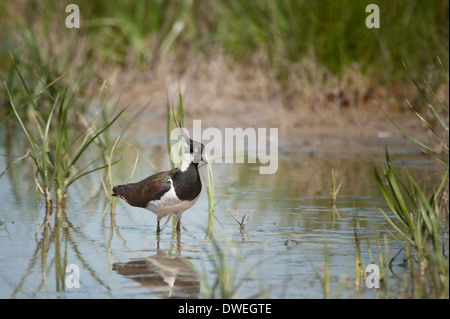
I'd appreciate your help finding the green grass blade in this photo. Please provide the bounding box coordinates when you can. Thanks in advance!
[378,208,415,247]
[4,83,41,168]
[41,93,59,188]
[11,58,46,126]
[374,163,413,233]
[378,105,437,157]
[70,109,125,168]
[68,159,121,189]
[166,91,175,169]
[406,99,449,153]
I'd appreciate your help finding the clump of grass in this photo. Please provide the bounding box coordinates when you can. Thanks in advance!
[374,59,449,298]
[199,238,244,298]
[374,149,448,297]
[330,168,342,206]
[352,223,391,298]
[3,59,124,230]
[199,236,265,298]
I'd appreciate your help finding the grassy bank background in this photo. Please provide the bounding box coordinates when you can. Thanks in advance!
[0,0,448,123]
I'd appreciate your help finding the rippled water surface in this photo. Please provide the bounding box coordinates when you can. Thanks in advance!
[0,128,442,298]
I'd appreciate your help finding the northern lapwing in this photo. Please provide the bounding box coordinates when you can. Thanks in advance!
[112,138,207,234]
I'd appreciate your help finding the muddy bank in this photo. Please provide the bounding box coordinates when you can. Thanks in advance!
[99,54,439,148]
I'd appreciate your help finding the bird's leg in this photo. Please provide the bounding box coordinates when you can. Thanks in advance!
[176,214,181,234]
[156,216,161,234]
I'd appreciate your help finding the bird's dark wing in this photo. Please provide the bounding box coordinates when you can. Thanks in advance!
[113,169,176,208]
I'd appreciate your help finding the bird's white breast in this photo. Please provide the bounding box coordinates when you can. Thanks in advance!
[145,179,200,217]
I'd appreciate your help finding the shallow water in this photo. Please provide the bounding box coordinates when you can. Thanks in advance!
[0,127,443,298]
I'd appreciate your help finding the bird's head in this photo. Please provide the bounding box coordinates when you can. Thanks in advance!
[184,137,208,165]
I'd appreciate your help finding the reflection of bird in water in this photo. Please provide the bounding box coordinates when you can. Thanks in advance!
[112,244,199,298]
[147,251,198,297]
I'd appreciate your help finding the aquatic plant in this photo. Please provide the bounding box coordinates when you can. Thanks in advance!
[4,60,124,230]
[198,235,265,298]
[330,168,342,206]
[374,59,449,298]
